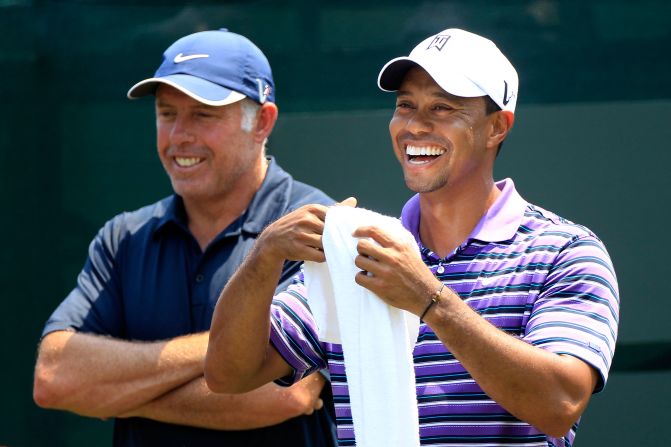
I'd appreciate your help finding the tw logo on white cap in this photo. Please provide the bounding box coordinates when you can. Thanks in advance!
[426,34,451,51]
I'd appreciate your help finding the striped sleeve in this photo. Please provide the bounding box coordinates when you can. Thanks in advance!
[524,235,620,392]
[269,281,328,386]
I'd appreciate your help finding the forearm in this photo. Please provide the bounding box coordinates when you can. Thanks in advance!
[34,330,207,418]
[206,203,337,393]
[425,292,597,436]
[206,244,289,393]
[352,225,598,436]
[122,375,323,430]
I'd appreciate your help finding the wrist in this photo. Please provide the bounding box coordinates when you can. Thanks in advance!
[420,283,446,321]
[279,384,311,417]
[255,231,286,267]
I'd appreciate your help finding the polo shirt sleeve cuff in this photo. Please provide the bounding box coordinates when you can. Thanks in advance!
[534,341,611,393]
[269,287,327,386]
[269,316,309,386]
[525,234,619,394]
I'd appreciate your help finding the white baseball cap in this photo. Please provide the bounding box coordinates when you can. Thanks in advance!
[378,28,518,113]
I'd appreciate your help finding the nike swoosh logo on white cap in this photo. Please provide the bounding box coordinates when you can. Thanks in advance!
[173,53,210,63]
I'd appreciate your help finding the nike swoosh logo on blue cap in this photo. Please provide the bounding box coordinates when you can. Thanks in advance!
[173,53,210,63]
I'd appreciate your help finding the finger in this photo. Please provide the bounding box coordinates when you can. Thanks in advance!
[354,270,378,291]
[354,254,379,273]
[302,246,326,263]
[352,225,375,238]
[297,232,324,251]
[290,223,325,243]
[314,398,324,411]
[352,225,397,248]
[313,372,326,386]
[286,241,326,263]
[356,237,386,262]
[337,197,357,208]
[300,203,329,222]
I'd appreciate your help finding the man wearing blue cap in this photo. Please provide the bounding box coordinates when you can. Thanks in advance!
[33,29,337,447]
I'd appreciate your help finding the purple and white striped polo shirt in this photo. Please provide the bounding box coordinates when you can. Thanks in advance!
[269,178,619,447]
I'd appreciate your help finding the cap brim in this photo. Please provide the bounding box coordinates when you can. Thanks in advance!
[378,56,488,99]
[127,74,246,106]
[377,57,419,91]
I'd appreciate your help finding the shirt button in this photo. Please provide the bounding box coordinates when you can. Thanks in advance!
[195,274,205,283]
[437,265,445,274]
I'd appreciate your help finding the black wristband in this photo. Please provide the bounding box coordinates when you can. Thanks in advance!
[420,283,445,320]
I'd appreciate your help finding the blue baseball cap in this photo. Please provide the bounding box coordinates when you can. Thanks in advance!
[127,28,275,105]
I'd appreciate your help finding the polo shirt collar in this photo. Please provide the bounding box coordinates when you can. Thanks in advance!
[400,178,528,245]
[154,195,189,234]
[153,156,291,238]
[241,156,292,235]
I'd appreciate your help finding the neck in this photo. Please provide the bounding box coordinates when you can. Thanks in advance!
[418,177,500,258]
[184,158,268,251]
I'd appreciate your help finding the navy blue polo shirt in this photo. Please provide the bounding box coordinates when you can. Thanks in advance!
[42,157,337,447]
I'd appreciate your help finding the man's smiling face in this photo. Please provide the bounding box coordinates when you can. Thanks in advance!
[154,85,261,206]
[389,67,495,195]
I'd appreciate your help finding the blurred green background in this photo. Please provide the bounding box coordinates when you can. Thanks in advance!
[2,0,670,445]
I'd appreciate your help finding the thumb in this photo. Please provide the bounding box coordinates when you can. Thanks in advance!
[337,197,357,208]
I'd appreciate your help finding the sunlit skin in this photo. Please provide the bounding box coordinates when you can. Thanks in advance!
[390,67,513,257]
[390,66,502,196]
[155,85,267,216]
[204,65,601,440]
[32,84,327,430]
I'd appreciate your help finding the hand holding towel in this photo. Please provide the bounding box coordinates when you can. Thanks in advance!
[304,206,421,447]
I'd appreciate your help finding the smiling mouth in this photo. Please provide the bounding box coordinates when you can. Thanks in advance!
[405,145,446,165]
[175,157,204,167]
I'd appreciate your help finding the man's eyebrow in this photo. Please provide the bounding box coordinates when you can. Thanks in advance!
[155,99,173,107]
[155,100,218,111]
[396,89,458,101]
[433,91,455,100]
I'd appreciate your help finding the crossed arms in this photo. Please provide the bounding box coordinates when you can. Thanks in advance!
[33,328,325,430]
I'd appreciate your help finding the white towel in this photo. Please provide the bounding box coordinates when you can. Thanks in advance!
[304,207,420,447]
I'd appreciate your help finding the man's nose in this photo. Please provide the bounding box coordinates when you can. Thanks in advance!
[404,110,432,135]
[170,115,196,145]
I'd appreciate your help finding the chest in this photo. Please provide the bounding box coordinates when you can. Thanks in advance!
[427,241,557,335]
[118,233,256,339]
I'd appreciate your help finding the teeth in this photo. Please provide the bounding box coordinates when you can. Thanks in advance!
[406,145,446,156]
[175,157,202,167]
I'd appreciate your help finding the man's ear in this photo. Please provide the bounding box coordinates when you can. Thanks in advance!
[254,102,279,143]
[488,110,514,150]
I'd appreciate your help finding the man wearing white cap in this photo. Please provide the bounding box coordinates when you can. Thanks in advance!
[33,29,337,447]
[205,29,619,446]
